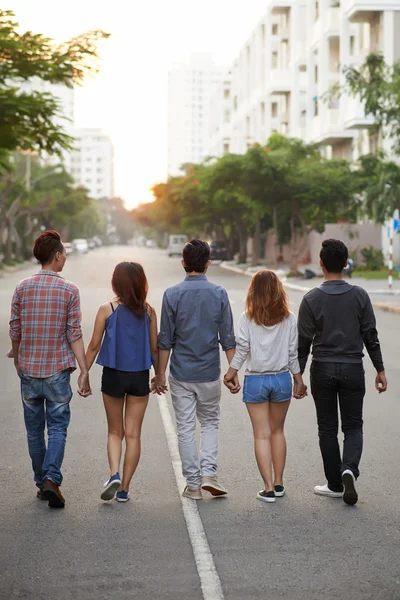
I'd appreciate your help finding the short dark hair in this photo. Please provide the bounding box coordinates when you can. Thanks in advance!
[33,230,64,265]
[182,239,210,273]
[320,239,348,273]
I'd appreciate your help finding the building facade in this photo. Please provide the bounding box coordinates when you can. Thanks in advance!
[69,129,114,200]
[167,53,225,175]
[210,0,400,162]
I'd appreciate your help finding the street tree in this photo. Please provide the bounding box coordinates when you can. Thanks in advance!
[0,9,109,165]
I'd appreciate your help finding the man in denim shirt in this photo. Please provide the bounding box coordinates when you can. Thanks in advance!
[157,240,237,500]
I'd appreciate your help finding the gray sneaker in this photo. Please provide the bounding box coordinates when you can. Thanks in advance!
[201,476,228,496]
[182,486,203,500]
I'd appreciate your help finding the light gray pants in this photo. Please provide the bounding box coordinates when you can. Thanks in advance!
[169,376,221,490]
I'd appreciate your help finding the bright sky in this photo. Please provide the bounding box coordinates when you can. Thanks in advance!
[8,1,267,207]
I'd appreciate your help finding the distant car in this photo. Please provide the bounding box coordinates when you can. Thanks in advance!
[168,234,187,257]
[87,239,96,250]
[210,240,228,261]
[64,242,73,256]
[72,239,89,254]
[146,239,157,248]
[92,236,102,248]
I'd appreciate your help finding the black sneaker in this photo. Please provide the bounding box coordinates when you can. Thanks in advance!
[342,470,358,506]
[274,485,286,497]
[257,490,276,503]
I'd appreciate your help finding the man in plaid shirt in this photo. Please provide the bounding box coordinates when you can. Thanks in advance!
[9,230,91,508]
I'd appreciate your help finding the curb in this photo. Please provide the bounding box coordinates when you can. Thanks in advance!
[0,261,35,278]
[219,262,400,296]
[373,302,400,314]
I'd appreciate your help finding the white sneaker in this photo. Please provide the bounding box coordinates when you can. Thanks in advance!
[342,470,358,506]
[182,486,203,500]
[314,484,343,498]
[201,476,228,497]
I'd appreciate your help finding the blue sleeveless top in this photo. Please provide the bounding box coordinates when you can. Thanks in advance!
[97,304,152,372]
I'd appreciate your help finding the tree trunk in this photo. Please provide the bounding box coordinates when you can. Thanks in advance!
[5,221,12,262]
[251,219,261,266]
[289,214,299,275]
[238,226,247,264]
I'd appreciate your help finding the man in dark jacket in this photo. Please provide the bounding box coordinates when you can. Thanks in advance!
[298,239,387,505]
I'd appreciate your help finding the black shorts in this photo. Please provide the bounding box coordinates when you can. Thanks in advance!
[101,367,150,398]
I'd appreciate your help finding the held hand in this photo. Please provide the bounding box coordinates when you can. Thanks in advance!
[78,372,92,397]
[223,373,241,394]
[375,371,387,394]
[153,374,168,395]
[293,381,308,399]
[7,348,14,358]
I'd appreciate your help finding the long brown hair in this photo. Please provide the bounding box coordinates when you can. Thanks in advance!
[246,270,289,326]
[111,262,148,318]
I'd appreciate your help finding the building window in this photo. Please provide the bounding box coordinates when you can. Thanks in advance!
[350,35,355,55]
[315,1,319,21]
[97,158,102,163]
[272,52,278,69]
[314,64,319,84]
[261,102,265,125]
[223,143,230,154]
[224,88,230,100]
[86,179,92,184]
[272,24,279,36]
[261,23,266,47]
[97,178,102,183]
[234,95,238,110]
[271,102,278,118]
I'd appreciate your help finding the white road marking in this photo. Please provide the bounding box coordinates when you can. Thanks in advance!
[157,395,224,600]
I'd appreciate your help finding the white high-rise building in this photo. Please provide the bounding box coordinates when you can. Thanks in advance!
[69,129,114,199]
[210,0,400,163]
[167,54,225,175]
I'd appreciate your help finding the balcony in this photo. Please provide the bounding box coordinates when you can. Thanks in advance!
[311,110,355,145]
[267,68,292,93]
[342,96,375,130]
[268,0,292,16]
[324,7,340,37]
[343,0,399,22]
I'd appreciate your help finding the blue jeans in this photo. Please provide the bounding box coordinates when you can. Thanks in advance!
[20,370,72,488]
[243,372,292,403]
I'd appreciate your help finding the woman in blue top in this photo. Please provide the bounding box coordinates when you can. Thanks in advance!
[86,262,158,502]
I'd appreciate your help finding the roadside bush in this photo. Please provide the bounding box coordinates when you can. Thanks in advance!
[360,246,384,271]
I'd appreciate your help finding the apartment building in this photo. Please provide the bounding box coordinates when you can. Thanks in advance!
[208,72,232,157]
[167,53,225,175]
[69,129,114,199]
[308,0,400,161]
[210,0,400,163]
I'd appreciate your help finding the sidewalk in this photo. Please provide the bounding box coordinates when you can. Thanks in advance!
[220,261,400,314]
[0,259,36,278]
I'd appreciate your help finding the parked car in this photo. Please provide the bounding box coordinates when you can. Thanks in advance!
[72,239,89,254]
[64,242,73,256]
[87,238,96,250]
[146,239,157,248]
[168,234,187,257]
[210,240,228,261]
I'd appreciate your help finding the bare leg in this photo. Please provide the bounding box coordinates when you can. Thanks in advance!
[246,402,273,492]
[103,394,124,476]
[269,400,291,486]
[120,395,149,491]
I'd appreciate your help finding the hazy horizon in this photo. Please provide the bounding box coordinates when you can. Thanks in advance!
[7,1,268,207]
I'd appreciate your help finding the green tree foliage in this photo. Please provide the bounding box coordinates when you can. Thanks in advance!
[0,9,109,164]
[133,135,357,272]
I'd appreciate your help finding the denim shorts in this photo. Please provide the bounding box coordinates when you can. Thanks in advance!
[243,372,292,404]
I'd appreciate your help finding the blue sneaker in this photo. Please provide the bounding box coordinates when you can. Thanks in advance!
[116,490,130,503]
[115,490,129,502]
[101,473,121,501]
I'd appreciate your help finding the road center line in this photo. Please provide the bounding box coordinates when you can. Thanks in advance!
[157,395,225,600]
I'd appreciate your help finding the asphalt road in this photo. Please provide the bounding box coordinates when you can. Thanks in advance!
[1,247,399,600]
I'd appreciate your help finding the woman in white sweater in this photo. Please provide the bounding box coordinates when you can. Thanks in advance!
[224,270,307,503]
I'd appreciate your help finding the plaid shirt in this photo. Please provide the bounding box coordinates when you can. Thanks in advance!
[9,270,82,378]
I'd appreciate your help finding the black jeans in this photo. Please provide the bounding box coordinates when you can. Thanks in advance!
[310,362,365,492]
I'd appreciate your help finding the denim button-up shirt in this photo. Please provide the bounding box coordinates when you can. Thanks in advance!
[158,275,236,383]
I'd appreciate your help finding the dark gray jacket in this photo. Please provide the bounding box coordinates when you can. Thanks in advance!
[298,280,384,374]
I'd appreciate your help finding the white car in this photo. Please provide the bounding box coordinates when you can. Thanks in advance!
[72,239,89,254]
[146,239,157,248]
[168,234,187,257]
